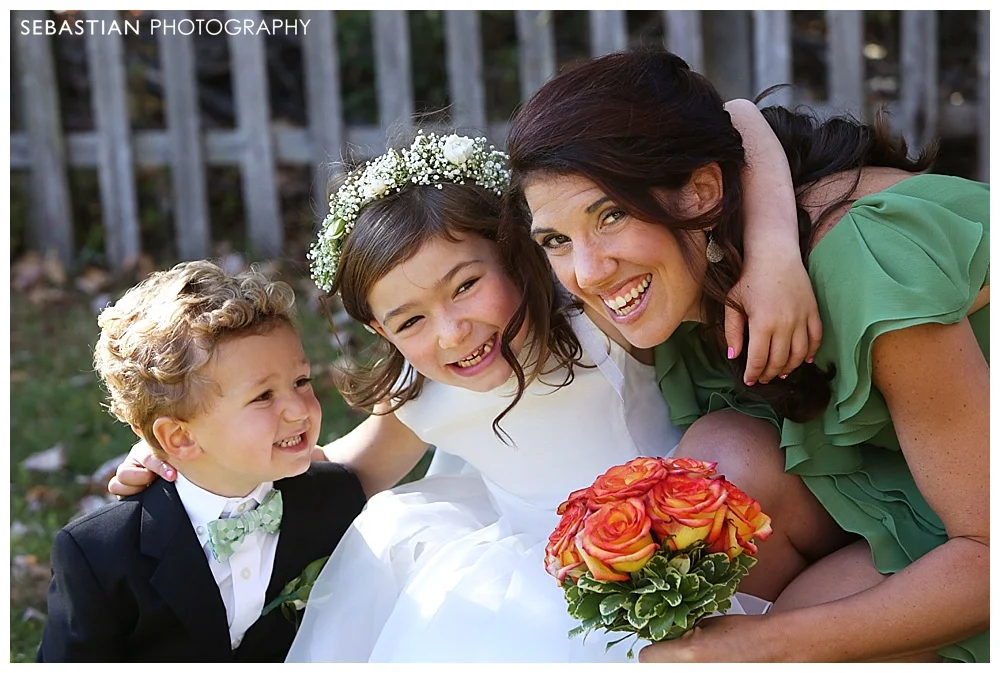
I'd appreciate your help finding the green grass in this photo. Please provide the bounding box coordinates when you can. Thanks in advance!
[8,283,430,661]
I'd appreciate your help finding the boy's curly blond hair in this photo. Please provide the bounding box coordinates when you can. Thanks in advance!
[93,260,298,458]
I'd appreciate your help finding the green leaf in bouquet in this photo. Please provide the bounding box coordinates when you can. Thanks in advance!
[658,588,682,607]
[601,609,619,626]
[647,608,676,641]
[678,573,701,599]
[673,602,692,631]
[599,593,631,617]
[631,579,659,594]
[569,591,605,621]
[633,593,660,620]
[639,554,671,577]
[667,554,691,574]
[577,575,629,594]
[716,597,732,613]
[565,583,581,605]
[625,600,651,630]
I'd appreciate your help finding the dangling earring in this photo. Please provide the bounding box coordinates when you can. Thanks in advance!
[705,235,724,263]
[363,324,378,335]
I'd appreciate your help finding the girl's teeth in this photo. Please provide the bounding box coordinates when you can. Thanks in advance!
[457,336,495,367]
[276,434,301,448]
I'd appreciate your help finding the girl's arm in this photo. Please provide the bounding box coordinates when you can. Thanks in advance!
[640,318,989,661]
[724,99,822,385]
[317,405,431,499]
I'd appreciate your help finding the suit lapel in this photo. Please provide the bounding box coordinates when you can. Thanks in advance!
[264,478,308,604]
[142,480,231,659]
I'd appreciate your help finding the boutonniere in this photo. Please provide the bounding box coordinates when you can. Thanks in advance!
[261,555,329,630]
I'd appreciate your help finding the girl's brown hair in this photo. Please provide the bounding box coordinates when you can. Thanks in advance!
[327,175,583,441]
[504,48,934,423]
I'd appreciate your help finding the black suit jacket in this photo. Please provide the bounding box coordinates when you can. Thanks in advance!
[37,462,366,662]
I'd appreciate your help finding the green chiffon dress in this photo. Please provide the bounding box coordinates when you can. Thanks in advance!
[653,174,989,662]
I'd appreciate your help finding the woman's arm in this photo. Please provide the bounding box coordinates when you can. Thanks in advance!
[640,318,989,662]
[318,405,431,499]
[724,99,822,385]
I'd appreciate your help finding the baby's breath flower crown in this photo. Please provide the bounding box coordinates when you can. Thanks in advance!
[309,131,511,292]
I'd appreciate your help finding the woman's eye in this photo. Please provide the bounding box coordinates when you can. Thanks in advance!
[600,209,627,227]
[253,390,273,403]
[540,233,570,250]
[456,278,479,295]
[295,377,313,388]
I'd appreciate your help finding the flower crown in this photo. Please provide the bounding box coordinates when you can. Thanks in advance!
[309,132,511,292]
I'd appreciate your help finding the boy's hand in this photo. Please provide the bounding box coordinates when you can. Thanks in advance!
[107,440,177,497]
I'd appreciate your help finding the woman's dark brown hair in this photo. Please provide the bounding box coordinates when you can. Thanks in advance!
[327,176,583,441]
[503,47,934,423]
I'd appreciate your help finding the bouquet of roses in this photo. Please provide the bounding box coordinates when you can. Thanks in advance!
[544,456,772,657]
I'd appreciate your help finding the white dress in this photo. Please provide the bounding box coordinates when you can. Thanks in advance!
[286,313,767,663]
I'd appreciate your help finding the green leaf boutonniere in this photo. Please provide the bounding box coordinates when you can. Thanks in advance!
[261,555,329,630]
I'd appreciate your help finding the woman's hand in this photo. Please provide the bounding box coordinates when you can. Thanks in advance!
[726,250,822,385]
[107,440,176,497]
[638,614,777,663]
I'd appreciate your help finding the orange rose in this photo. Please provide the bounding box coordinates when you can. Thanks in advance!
[645,474,729,551]
[706,480,773,560]
[577,498,658,581]
[545,499,589,582]
[663,457,718,478]
[588,457,670,507]
[556,486,592,515]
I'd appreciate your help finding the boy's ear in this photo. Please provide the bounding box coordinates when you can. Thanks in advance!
[151,417,202,461]
[369,321,388,340]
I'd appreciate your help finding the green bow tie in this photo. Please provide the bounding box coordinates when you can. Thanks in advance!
[207,489,283,562]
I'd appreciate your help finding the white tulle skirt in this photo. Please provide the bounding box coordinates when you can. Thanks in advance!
[286,474,771,663]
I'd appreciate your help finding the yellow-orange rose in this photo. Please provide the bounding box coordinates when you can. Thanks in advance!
[556,486,592,515]
[588,457,670,507]
[706,480,773,560]
[545,499,588,582]
[645,474,729,551]
[577,498,658,581]
[663,457,718,478]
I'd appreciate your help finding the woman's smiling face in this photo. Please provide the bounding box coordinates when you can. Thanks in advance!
[366,233,529,393]
[523,173,707,349]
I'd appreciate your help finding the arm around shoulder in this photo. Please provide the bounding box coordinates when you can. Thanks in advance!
[37,527,129,662]
[318,408,431,499]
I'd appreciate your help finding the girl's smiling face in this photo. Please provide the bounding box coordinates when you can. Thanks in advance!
[523,173,707,349]
[366,233,529,393]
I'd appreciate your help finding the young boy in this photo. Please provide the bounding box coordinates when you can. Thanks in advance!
[37,260,367,662]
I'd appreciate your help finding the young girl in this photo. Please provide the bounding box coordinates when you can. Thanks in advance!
[110,118,825,662]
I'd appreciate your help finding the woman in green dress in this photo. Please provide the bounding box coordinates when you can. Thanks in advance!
[504,49,988,662]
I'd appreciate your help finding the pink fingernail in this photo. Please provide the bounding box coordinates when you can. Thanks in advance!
[727,347,735,360]
[806,358,814,364]
[780,374,788,379]
[746,380,755,386]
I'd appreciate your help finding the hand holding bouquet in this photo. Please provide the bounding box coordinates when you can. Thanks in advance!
[544,457,772,657]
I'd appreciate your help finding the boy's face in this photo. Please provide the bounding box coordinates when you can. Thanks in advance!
[366,233,529,393]
[181,323,321,497]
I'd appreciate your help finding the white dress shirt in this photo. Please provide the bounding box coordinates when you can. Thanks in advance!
[174,473,280,650]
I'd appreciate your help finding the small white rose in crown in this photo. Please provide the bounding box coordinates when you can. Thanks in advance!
[363,177,390,200]
[443,135,476,165]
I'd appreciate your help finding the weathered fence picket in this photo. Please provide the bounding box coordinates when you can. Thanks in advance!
[159,9,210,261]
[302,10,344,212]
[588,11,628,57]
[86,9,141,270]
[14,10,73,266]
[10,10,989,270]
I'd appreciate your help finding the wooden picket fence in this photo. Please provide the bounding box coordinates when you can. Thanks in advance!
[11,10,990,270]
